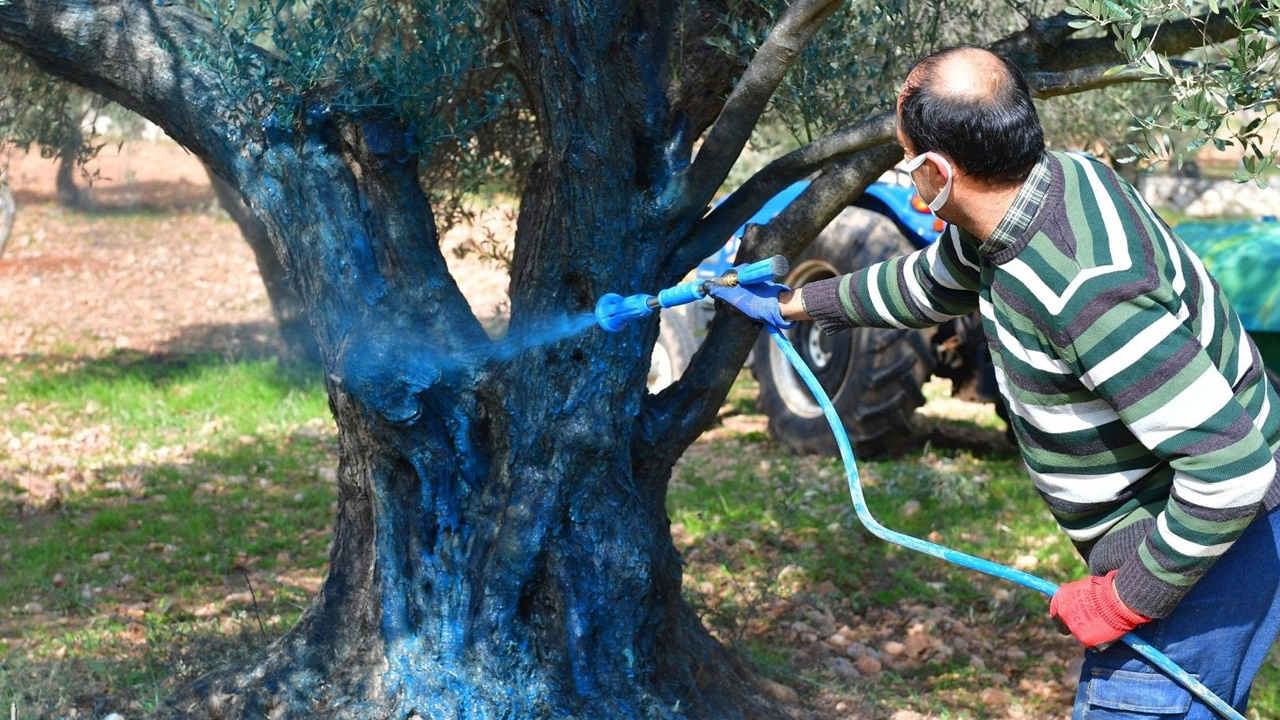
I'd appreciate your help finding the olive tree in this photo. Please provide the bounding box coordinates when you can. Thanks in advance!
[0,1,1259,718]
[1066,0,1280,180]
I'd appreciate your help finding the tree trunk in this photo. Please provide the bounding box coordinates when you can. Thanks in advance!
[55,122,83,208]
[152,104,777,718]
[205,166,322,368]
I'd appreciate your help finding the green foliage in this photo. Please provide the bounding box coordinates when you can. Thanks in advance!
[0,47,160,192]
[708,0,947,145]
[714,0,1137,162]
[1067,0,1280,183]
[191,0,525,234]
[0,48,100,169]
[1036,83,1167,163]
[196,1,510,151]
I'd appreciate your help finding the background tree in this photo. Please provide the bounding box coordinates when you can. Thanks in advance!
[0,48,98,210]
[0,47,89,253]
[0,1,1267,718]
[0,47,326,363]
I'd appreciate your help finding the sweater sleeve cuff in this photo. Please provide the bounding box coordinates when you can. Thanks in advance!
[801,276,855,335]
[1113,561,1186,620]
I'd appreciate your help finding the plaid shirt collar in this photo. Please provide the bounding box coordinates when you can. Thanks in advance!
[979,152,1051,258]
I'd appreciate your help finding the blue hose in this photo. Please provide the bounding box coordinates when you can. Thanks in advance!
[765,324,1245,720]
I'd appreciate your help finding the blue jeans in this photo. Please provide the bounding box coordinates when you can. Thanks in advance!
[1072,506,1280,718]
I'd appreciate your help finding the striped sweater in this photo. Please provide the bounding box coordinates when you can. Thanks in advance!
[802,150,1280,618]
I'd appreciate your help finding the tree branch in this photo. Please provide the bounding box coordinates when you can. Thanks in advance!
[676,0,842,215]
[994,7,1245,73]
[0,0,253,174]
[640,143,901,456]
[664,111,895,277]
[0,0,490,356]
[667,0,760,140]
[735,143,902,263]
[1029,62,1171,98]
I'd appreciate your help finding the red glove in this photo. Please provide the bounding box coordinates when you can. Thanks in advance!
[1049,570,1151,649]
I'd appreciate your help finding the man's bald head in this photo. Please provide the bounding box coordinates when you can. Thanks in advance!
[905,47,1009,104]
[898,47,1044,184]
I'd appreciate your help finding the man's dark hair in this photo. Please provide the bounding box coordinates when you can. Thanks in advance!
[899,47,1044,183]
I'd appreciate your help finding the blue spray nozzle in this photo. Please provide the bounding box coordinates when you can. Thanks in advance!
[595,293,658,332]
[595,255,791,332]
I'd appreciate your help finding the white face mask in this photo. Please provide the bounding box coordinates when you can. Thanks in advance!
[902,151,952,213]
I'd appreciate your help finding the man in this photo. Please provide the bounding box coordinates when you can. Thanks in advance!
[713,46,1280,718]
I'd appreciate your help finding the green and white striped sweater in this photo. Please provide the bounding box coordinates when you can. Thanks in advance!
[802,150,1280,618]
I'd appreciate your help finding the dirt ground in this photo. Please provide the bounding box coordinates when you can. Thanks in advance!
[0,140,511,357]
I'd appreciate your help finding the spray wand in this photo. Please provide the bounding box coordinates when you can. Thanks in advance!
[594,255,790,332]
[594,260,1244,720]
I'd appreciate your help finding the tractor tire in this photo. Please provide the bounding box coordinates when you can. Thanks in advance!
[753,207,936,456]
[649,305,698,393]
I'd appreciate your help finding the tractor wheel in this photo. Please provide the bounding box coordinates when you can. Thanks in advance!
[753,207,936,456]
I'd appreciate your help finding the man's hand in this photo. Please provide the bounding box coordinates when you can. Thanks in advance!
[708,275,795,329]
[1049,570,1151,649]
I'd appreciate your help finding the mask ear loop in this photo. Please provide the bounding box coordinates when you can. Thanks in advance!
[929,154,953,212]
[902,151,953,213]
[901,151,929,172]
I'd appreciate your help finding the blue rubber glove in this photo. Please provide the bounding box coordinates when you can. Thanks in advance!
[708,278,796,329]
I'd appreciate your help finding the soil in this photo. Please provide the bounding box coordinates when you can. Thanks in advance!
[0,140,511,357]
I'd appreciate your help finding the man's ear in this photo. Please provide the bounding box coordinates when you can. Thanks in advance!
[925,152,954,183]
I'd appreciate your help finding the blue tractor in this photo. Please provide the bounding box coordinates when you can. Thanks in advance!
[652,170,1002,454]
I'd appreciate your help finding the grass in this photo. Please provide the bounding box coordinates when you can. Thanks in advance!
[1,353,337,718]
[3,351,1280,718]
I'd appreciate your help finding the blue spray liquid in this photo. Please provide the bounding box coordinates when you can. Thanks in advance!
[488,312,600,362]
[340,312,602,425]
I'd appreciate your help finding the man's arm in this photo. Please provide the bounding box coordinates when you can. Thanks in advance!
[1053,292,1278,620]
[714,226,981,330]
[797,227,982,334]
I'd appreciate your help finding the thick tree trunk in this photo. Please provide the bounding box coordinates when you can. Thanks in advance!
[149,102,778,718]
[0,3,888,718]
[205,167,322,368]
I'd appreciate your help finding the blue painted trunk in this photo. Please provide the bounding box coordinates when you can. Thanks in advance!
[157,104,777,720]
